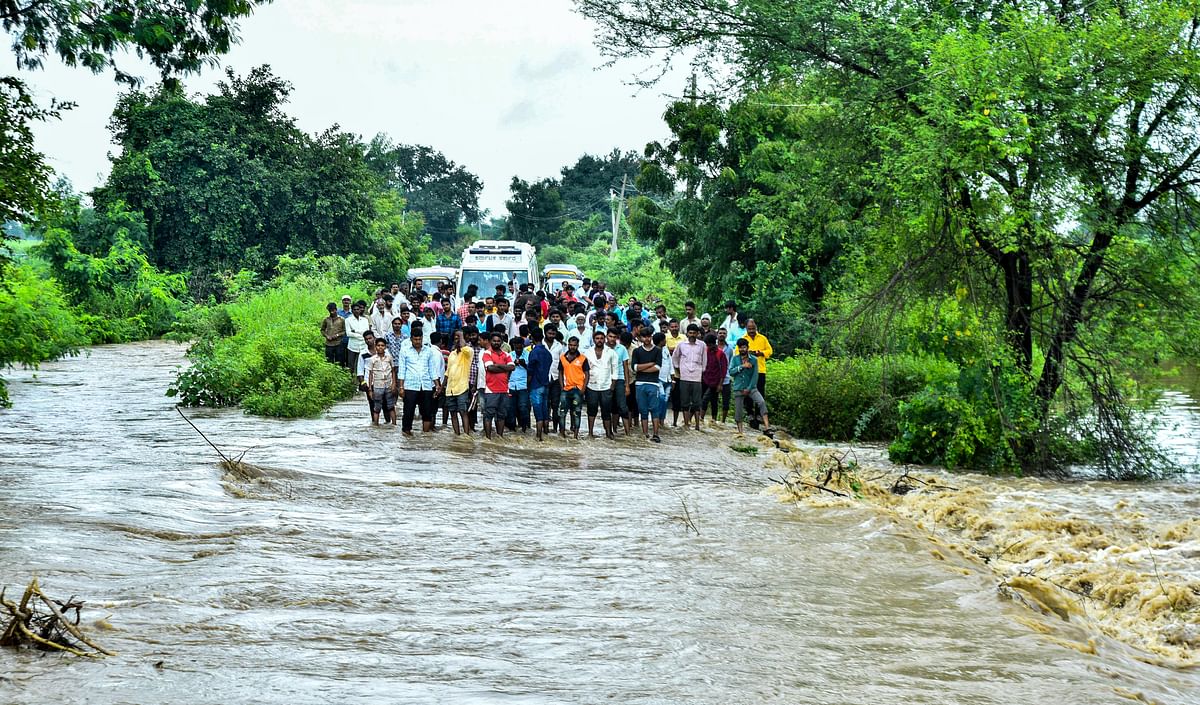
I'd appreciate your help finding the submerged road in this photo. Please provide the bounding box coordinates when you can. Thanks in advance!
[0,341,1195,704]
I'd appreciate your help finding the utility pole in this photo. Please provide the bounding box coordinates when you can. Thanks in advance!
[685,72,699,199]
[611,173,627,256]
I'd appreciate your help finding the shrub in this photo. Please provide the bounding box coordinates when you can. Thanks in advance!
[0,263,86,406]
[36,227,187,343]
[768,352,957,441]
[888,358,1040,471]
[168,278,361,418]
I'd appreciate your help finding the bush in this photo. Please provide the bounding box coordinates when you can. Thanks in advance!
[0,263,86,406]
[36,227,187,343]
[888,359,1040,471]
[768,352,957,441]
[168,277,361,418]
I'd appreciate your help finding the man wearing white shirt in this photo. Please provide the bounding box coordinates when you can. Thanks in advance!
[370,298,396,336]
[719,300,746,346]
[573,314,594,350]
[344,300,372,375]
[681,300,705,331]
[584,330,618,439]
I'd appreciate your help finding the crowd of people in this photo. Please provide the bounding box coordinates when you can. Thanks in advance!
[319,277,773,442]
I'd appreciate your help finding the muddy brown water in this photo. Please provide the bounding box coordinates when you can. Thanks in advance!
[1,341,1197,704]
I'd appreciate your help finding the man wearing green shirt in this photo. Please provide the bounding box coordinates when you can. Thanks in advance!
[731,337,771,434]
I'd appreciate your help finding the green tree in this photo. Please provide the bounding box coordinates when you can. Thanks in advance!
[559,149,643,221]
[1,0,269,255]
[577,0,1200,475]
[96,66,379,277]
[364,135,483,246]
[504,176,566,247]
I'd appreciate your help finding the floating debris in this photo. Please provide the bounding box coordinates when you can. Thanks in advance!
[1,578,114,657]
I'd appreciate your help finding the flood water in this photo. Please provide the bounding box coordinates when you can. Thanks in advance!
[1,341,1197,704]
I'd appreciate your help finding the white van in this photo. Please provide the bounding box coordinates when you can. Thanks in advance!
[457,240,540,300]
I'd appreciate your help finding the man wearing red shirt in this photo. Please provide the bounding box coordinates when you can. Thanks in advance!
[481,332,515,439]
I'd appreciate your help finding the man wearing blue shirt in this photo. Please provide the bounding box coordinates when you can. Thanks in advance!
[527,328,553,442]
[507,336,531,433]
[397,325,443,435]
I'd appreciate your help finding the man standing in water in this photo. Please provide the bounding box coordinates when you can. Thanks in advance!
[527,327,553,441]
[608,329,633,436]
[507,336,531,433]
[631,328,663,443]
[481,332,514,439]
[345,300,372,375]
[584,330,617,439]
[558,336,589,439]
[544,324,566,434]
[366,336,397,426]
[444,329,474,436]
[397,325,442,435]
[731,337,771,435]
[672,323,707,431]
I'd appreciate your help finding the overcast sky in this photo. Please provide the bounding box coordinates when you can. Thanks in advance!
[25,0,680,216]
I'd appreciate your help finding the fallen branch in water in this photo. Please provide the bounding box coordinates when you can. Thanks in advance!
[1,578,113,657]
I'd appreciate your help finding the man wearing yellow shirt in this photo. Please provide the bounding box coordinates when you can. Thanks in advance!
[743,319,772,396]
[444,330,475,436]
[664,319,685,425]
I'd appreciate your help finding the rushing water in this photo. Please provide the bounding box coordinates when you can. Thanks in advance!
[1,341,1197,704]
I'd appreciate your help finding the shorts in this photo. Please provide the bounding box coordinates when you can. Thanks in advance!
[635,383,659,421]
[483,392,508,421]
[611,381,629,417]
[585,387,612,420]
[444,391,471,413]
[679,380,703,412]
[369,387,395,413]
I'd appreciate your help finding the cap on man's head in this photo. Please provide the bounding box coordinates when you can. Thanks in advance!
[701,313,712,321]
[342,294,352,301]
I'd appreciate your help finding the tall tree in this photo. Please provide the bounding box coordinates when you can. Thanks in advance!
[364,135,483,245]
[559,149,643,221]
[1,0,269,252]
[577,0,1200,473]
[503,176,566,247]
[96,66,378,275]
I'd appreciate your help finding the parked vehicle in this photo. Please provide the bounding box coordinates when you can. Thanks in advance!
[457,240,539,300]
[541,264,584,294]
[406,266,458,305]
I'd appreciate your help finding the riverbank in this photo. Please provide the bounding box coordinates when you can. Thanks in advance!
[758,436,1200,668]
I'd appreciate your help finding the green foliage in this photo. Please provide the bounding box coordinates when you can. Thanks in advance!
[768,353,958,442]
[2,0,267,266]
[505,149,642,248]
[2,1,266,83]
[0,77,62,230]
[0,262,85,406]
[580,0,1200,476]
[96,66,380,275]
[168,265,361,418]
[364,135,483,245]
[36,218,187,343]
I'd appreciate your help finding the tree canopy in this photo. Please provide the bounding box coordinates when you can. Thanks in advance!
[1,0,269,245]
[95,66,379,276]
[364,136,483,246]
[577,0,1200,475]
